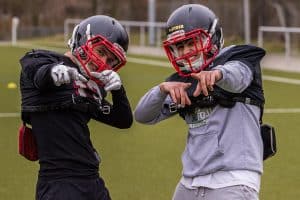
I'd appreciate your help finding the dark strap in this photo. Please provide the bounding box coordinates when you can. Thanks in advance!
[22,102,73,112]
[232,96,261,107]
[21,94,111,117]
[169,95,264,123]
[21,94,95,112]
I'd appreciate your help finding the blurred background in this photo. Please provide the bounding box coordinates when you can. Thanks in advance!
[1,0,300,55]
[2,0,300,70]
[1,1,300,200]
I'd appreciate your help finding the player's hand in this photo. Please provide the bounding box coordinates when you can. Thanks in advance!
[51,64,87,86]
[159,82,192,107]
[191,70,222,97]
[90,70,122,91]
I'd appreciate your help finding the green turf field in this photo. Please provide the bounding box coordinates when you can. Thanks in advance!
[0,44,300,200]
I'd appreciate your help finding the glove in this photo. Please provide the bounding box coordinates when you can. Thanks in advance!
[90,70,122,91]
[51,64,87,86]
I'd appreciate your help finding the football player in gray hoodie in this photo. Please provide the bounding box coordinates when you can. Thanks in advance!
[134,4,265,200]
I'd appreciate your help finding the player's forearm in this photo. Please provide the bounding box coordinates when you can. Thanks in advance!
[110,86,133,128]
[92,87,133,129]
[134,86,170,124]
[33,64,56,90]
[214,60,253,93]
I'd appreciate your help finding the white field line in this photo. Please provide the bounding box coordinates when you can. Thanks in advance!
[128,57,300,85]
[0,113,20,117]
[4,43,300,85]
[263,75,300,85]
[264,108,300,113]
[127,57,170,68]
[12,42,67,52]
[1,108,300,118]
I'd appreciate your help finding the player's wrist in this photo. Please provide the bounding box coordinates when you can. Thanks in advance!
[214,69,223,81]
[159,82,167,93]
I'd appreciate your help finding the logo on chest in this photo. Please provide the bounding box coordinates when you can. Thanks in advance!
[185,107,214,128]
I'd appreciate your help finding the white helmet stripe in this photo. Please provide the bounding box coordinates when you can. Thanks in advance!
[68,24,79,53]
[86,24,91,40]
[209,18,218,35]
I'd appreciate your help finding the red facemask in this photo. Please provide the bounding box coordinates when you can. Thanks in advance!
[74,35,126,80]
[163,29,218,77]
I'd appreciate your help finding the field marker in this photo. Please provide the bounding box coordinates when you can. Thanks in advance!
[7,82,17,89]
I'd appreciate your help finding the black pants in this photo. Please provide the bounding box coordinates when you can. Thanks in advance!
[36,176,111,200]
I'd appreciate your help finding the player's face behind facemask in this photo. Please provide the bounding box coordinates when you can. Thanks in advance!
[74,34,126,79]
[163,29,216,77]
[68,15,129,81]
[163,4,224,77]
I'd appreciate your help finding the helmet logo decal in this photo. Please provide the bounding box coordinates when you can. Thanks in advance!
[167,30,185,40]
[167,24,184,34]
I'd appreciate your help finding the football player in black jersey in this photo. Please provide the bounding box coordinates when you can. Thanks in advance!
[19,15,132,200]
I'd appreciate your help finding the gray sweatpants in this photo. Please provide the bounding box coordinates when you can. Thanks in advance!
[172,182,259,200]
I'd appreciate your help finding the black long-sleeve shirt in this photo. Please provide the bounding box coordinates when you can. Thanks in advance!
[19,49,133,180]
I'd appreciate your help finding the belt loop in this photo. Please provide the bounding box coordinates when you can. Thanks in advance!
[245,97,251,104]
[169,103,178,113]
[101,105,110,114]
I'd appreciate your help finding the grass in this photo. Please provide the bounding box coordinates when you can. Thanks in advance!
[0,44,300,199]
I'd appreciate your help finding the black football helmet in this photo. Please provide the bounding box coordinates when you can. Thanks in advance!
[68,15,129,79]
[163,4,224,76]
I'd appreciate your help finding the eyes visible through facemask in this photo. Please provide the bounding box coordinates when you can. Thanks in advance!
[174,38,195,55]
[173,34,210,57]
[163,29,217,76]
[92,45,119,68]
